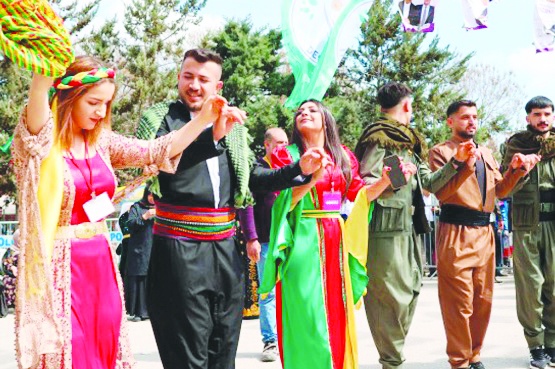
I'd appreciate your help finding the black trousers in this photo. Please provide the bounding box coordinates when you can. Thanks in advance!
[147,236,245,369]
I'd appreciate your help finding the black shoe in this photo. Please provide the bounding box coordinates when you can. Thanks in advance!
[495,269,507,277]
[494,277,503,284]
[140,316,150,321]
[530,347,550,369]
[545,347,555,367]
[470,361,486,369]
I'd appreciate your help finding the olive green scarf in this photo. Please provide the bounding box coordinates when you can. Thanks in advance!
[503,126,555,167]
[355,116,427,161]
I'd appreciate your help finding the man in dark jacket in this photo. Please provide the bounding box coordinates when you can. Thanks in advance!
[145,48,328,369]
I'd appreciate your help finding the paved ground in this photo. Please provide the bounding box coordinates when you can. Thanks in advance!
[0,277,533,369]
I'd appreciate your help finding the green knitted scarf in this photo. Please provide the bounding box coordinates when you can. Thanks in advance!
[136,101,254,208]
[355,116,427,161]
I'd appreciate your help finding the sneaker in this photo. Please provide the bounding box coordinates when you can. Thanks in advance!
[470,362,486,369]
[530,347,550,369]
[261,341,279,362]
[545,347,555,367]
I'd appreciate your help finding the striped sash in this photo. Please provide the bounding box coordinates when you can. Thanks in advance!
[153,202,236,241]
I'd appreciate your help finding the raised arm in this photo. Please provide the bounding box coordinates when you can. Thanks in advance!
[419,159,465,194]
[495,153,540,199]
[428,147,475,201]
[249,147,327,193]
[27,74,54,135]
[167,95,230,158]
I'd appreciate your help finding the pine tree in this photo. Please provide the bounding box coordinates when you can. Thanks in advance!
[78,0,208,185]
[202,19,294,149]
[109,0,207,136]
[340,0,473,146]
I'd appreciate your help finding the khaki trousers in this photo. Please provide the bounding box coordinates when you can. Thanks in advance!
[513,220,555,349]
[436,223,495,368]
[365,232,422,369]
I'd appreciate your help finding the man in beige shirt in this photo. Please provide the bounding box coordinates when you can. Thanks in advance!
[429,100,540,369]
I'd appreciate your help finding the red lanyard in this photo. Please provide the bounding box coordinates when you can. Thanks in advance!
[326,163,336,192]
[69,141,96,198]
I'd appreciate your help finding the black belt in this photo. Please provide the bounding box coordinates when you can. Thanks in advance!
[439,204,491,227]
[540,190,555,203]
[540,212,555,222]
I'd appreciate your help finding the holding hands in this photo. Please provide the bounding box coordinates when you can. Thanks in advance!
[454,141,478,167]
[197,95,248,141]
[510,153,541,175]
[299,147,333,181]
[199,95,248,141]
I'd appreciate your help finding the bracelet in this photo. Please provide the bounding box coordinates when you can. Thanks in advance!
[451,158,465,169]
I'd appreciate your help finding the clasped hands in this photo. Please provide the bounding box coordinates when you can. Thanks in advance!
[509,152,541,175]
[198,95,248,141]
[454,141,541,175]
[198,95,334,178]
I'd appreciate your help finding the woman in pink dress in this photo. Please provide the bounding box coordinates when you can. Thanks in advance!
[12,55,244,369]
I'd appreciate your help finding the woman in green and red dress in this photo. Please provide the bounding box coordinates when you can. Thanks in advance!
[260,100,392,369]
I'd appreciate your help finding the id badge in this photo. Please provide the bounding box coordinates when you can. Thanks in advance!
[322,191,342,211]
[83,192,115,223]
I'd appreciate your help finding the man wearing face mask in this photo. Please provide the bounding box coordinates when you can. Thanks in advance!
[430,100,540,369]
[502,96,555,369]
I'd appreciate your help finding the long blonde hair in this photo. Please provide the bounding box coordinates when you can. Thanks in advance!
[51,55,116,149]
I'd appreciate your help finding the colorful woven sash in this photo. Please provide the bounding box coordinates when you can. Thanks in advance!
[153,202,236,241]
[0,0,74,77]
[301,209,342,219]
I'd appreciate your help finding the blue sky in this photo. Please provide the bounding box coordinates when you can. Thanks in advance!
[98,0,555,126]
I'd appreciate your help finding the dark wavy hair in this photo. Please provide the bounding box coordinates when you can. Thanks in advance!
[291,99,352,197]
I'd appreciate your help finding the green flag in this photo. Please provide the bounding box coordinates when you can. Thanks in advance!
[282,0,375,108]
[0,135,13,154]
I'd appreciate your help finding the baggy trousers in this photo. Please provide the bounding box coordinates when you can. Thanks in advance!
[365,232,422,369]
[513,220,555,349]
[147,235,244,369]
[436,223,494,368]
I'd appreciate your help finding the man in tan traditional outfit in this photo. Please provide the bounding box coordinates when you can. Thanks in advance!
[429,100,540,369]
[355,83,475,369]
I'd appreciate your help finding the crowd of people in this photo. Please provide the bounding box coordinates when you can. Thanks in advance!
[2,5,555,369]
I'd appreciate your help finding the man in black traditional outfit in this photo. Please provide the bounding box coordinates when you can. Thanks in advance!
[143,48,327,369]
